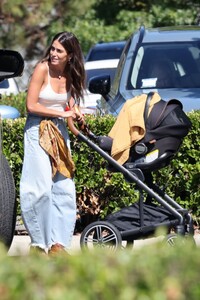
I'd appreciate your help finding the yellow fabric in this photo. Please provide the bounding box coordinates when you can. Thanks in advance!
[39,120,75,178]
[108,93,161,165]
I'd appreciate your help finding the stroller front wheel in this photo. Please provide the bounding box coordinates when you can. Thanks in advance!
[165,233,196,247]
[80,221,122,251]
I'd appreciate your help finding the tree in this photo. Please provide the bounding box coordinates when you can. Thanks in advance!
[0,0,92,58]
[92,0,200,26]
[0,0,200,59]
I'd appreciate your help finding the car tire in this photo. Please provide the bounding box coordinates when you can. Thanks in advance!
[0,153,17,249]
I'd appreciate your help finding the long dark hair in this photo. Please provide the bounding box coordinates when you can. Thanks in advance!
[42,31,85,104]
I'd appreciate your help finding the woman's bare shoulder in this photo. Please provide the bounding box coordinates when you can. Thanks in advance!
[34,61,48,72]
[31,61,48,80]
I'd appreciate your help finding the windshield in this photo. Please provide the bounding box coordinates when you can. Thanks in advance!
[128,42,200,89]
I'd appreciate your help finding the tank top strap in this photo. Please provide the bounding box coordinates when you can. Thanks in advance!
[45,62,50,84]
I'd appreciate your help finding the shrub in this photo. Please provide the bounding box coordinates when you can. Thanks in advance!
[0,237,200,299]
[1,102,200,228]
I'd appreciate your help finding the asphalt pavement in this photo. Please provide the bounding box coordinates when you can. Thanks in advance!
[8,234,81,256]
[8,233,200,256]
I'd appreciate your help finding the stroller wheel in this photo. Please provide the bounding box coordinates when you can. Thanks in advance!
[165,234,178,247]
[165,233,196,247]
[80,221,122,251]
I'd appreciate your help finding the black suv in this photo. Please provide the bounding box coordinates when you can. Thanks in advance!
[85,40,126,62]
[0,49,24,248]
[89,26,200,115]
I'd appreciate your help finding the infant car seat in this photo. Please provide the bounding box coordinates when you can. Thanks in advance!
[96,92,192,172]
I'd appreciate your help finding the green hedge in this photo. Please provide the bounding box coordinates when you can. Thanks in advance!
[1,237,200,299]
[2,109,200,228]
[1,94,200,226]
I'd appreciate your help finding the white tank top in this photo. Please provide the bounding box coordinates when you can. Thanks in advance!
[38,64,71,111]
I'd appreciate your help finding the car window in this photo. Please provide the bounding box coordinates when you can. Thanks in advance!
[86,42,126,62]
[111,38,131,95]
[0,78,19,95]
[0,79,9,88]
[128,42,200,90]
[88,48,124,61]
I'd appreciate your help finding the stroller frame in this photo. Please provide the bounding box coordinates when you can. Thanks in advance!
[68,100,194,250]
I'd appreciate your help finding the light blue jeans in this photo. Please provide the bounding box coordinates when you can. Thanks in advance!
[20,114,76,252]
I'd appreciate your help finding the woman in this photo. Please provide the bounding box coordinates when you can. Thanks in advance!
[20,31,85,255]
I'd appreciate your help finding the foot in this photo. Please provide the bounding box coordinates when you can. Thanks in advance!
[49,243,66,256]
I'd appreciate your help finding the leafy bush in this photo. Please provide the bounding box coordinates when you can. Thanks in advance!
[2,118,25,202]
[0,237,200,299]
[1,101,200,228]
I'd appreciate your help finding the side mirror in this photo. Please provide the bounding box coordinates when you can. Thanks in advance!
[88,75,111,100]
[0,49,24,80]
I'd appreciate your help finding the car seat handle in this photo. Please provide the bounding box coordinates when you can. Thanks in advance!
[143,92,155,123]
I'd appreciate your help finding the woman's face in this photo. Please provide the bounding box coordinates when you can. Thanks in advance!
[50,39,71,66]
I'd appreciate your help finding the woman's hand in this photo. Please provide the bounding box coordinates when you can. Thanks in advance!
[74,104,85,122]
[66,104,85,123]
[63,105,85,122]
[61,110,77,119]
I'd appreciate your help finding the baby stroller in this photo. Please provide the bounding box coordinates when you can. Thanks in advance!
[68,92,194,251]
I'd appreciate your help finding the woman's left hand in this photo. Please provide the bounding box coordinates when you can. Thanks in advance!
[66,104,85,123]
[73,105,85,123]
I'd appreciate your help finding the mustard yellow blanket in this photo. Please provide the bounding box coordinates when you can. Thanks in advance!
[108,93,161,165]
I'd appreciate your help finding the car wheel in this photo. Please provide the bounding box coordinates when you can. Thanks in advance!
[0,153,17,249]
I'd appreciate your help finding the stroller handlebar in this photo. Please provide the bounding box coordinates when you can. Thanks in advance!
[67,116,96,140]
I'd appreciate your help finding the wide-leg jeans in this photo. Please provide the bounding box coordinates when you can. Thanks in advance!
[20,115,76,251]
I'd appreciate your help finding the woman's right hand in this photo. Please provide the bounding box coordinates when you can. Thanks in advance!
[62,110,77,119]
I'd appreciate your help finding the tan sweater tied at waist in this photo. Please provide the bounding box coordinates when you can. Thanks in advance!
[39,120,75,178]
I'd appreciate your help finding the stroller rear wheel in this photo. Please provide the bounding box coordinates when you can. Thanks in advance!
[80,221,122,251]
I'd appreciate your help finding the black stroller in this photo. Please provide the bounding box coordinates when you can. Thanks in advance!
[68,92,194,251]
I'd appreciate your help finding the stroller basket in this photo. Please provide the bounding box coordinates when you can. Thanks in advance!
[68,92,194,251]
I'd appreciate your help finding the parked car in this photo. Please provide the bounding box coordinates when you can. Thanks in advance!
[0,49,24,249]
[0,77,19,95]
[0,73,21,119]
[85,40,126,62]
[80,59,119,114]
[0,105,20,119]
[88,26,200,115]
